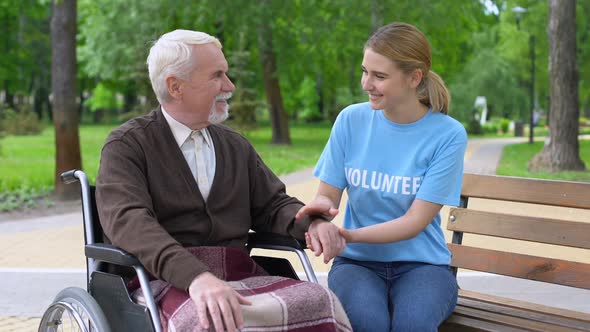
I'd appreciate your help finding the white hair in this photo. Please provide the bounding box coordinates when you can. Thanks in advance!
[147,29,222,104]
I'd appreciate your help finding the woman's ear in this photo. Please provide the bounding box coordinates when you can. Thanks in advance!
[409,69,424,89]
[166,76,183,100]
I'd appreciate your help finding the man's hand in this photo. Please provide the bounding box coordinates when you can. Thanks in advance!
[188,272,252,332]
[305,220,346,263]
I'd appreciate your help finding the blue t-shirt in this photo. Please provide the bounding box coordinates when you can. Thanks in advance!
[314,102,467,265]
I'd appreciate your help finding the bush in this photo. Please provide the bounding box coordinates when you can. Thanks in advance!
[0,105,43,135]
[482,122,499,134]
[580,116,589,126]
[0,185,52,212]
[297,77,322,122]
[85,82,122,112]
[499,118,510,134]
[224,87,260,132]
[467,119,482,135]
[227,100,259,131]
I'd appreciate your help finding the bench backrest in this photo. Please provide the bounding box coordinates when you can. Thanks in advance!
[447,174,590,290]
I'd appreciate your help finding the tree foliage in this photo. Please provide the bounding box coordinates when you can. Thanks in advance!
[3,0,590,137]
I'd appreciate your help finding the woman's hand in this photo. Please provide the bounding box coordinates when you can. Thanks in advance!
[295,196,339,220]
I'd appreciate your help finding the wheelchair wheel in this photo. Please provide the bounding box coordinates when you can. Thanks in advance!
[38,287,111,332]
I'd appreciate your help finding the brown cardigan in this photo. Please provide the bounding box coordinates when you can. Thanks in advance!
[96,108,312,291]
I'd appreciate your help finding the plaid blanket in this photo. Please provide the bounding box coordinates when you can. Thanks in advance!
[132,247,352,332]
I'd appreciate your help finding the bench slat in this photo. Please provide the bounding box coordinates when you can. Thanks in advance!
[447,208,590,249]
[462,174,590,209]
[458,298,590,331]
[458,289,590,323]
[452,305,582,332]
[448,244,590,289]
[441,315,526,331]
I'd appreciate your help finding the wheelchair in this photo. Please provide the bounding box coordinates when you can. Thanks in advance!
[38,169,318,332]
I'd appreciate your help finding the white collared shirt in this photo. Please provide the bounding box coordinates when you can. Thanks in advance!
[161,107,216,199]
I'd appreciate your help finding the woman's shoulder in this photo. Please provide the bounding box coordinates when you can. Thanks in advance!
[342,102,372,113]
[429,112,467,141]
[336,102,373,122]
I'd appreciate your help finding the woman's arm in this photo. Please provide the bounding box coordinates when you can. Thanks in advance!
[295,181,344,220]
[340,199,442,244]
[296,181,346,262]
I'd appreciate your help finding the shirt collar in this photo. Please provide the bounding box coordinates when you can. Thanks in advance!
[161,106,212,148]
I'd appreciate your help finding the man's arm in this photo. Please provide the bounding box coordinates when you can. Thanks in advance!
[248,149,317,239]
[96,138,208,291]
[248,150,346,262]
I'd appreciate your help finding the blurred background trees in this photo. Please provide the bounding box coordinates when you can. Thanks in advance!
[5,0,589,131]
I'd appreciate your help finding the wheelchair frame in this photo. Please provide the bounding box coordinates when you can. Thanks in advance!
[39,169,318,332]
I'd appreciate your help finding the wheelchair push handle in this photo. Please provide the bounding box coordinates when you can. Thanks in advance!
[60,169,81,184]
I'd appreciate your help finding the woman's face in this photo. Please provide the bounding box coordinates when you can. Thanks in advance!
[361,48,416,111]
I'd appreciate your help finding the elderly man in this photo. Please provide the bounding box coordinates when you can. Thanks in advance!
[96,29,350,332]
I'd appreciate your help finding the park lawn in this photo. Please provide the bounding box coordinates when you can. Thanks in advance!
[0,125,112,193]
[496,139,590,182]
[0,123,332,194]
[243,123,332,175]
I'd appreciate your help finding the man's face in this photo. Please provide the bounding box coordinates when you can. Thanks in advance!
[179,43,235,124]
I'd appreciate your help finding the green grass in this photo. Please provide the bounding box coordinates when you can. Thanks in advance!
[0,123,331,195]
[0,125,114,193]
[496,140,590,182]
[242,123,331,175]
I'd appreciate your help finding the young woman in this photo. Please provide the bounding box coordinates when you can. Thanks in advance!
[297,22,467,331]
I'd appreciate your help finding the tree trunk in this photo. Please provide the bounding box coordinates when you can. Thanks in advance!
[123,82,138,114]
[51,0,81,200]
[4,80,14,109]
[258,21,291,145]
[370,0,384,33]
[316,73,324,117]
[529,0,585,172]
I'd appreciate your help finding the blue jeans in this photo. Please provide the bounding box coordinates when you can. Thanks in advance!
[328,256,458,332]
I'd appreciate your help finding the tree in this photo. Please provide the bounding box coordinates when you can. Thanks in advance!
[0,0,52,117]
[578,0,590,116]
[529,0,585,172]
[51,0,81,199]
[449,29,528,122]
[258,7,290,145]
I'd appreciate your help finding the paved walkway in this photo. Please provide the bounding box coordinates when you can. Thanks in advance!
[2,137,590,331]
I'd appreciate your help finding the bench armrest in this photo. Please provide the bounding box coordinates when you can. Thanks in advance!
[247,232,307,251]
[85,243,141,267]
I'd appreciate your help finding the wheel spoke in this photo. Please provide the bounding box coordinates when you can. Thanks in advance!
[38,288,110,332]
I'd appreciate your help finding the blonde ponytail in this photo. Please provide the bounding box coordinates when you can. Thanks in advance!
[419,70,450,114]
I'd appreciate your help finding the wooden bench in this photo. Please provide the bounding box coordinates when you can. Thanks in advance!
[440,174,590,332]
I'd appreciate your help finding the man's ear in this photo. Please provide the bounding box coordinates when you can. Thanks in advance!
[166,76,183,100]
[409,69,424,89]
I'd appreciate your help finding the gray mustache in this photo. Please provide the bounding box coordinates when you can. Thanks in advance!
[215,93,232,101]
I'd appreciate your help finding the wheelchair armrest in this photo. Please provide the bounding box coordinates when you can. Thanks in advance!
[85,243,141,267]
[247,232,307,251]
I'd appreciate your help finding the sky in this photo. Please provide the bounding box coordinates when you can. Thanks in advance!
[482,0,501,15]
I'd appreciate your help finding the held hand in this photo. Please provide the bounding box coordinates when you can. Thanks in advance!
[305,220,346,264]
[188,272,252,332]
[307,227,355,252]
[295,198,339,220]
